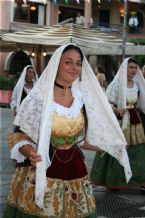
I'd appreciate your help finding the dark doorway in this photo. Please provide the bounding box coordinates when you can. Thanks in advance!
[137,12,143,27]
[30,5,38,24]
[58,6,84,23]
[44,54,52,68]
[10,51,31,76]
[99,9,110,27]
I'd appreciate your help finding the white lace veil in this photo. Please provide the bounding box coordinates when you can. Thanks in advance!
[106,57,145,130]
[14,44,132,208]
[10,65,38,111]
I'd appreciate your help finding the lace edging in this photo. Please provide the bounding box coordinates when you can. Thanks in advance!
[11,140,36,163]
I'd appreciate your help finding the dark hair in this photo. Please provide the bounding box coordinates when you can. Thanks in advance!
[96,65,105,74]
[128,58,138,65]
[62,44,84,63]
[26,66,34,71]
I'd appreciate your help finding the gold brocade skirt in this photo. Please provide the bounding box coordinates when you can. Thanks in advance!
[5,146,96,218]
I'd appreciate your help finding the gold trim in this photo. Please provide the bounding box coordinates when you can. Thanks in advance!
[54,146,76,163]
[7,132,34,150]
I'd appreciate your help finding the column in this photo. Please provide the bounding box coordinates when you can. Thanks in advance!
[38,4,45,25]
[46,1,51,26]
[50,2,58,25]
[0,0,11,30]
[42,0,58,27]
[84,0,92,29]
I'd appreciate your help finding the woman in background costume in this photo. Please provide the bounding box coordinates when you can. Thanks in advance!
[10,65,38,116]
[91,58,145,190]
[140,65,145,133]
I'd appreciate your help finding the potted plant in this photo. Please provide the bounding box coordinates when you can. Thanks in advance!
[0,75,16,106]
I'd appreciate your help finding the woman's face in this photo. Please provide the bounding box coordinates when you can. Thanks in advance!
[95,68,99,75]
[56,49,82,84]
[26,67,35,81]
[127,62,138,80]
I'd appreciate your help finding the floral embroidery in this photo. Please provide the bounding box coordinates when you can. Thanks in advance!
[71,192,78,201]
[7,166,96,218]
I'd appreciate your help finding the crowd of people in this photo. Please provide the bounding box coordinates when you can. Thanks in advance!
[3,43,145,218]
[75,11,139,33]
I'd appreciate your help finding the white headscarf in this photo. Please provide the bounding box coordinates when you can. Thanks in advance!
[10,65,38,112]
[106,57,145,130]
[14,44,132,208]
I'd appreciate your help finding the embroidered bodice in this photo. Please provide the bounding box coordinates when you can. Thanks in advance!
[126,83,139,107]
[51,111,84,147]
[51,86,84,148]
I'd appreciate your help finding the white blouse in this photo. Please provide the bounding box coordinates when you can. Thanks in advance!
[126,82,139,106]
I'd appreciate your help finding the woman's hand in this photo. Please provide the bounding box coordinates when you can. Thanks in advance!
[80,140,103,152]
[28,149,42,166]
[13,107,17,116]
[110,103,127,116]
[19,144,42,166]
[116,108,127,116]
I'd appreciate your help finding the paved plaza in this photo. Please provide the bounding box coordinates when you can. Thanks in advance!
[1,108,145,218]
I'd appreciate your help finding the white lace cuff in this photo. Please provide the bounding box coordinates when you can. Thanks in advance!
[11,140,36,163]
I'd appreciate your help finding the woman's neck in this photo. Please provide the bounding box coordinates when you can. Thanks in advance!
[55,79,72,88]
[127,76,133,81]
[26,80,33,84]
[25,80,33,89]
[127,79,134,88]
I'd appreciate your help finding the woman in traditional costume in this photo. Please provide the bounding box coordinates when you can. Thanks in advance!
[95,65,107,92]
[10,65,38,116]
[140,65,145,133]
[91,57,145,190]
[3,44,131,218]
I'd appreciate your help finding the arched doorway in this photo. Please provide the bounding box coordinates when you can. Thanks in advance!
[9,51,31,76]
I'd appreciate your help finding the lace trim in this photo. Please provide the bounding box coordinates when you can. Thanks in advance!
[11,140,36,163]
[24,86,32,94]
[126,82,139,93]
[53,85,84,119]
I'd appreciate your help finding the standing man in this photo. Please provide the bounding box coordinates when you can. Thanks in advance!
[128,14,138,34]
[75,12,84,25]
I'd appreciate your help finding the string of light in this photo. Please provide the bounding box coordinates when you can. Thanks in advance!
[52,0,124,4]
[53,0,80,4]
[17,0,125,4]
[18,0,127,5]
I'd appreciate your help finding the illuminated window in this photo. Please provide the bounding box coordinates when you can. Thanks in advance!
[13,0,39,24]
